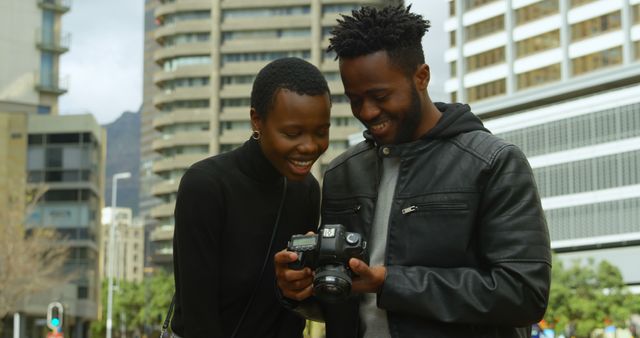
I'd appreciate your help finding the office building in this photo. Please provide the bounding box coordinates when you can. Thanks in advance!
[24,114,105,337]
[144,0,389,269]
[446,0,640,289]
[101,207,145,283]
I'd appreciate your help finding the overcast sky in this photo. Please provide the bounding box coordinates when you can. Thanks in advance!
[59,1,449,125]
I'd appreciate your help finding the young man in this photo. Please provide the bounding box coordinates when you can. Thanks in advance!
[275,5,551,338]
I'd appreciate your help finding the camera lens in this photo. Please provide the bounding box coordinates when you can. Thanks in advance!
[313,265,352,303]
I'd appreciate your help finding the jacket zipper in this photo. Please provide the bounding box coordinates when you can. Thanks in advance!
[401,202,467,215]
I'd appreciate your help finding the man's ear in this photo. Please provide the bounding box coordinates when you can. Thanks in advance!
[414,64,430,91]
[250,107,262,131]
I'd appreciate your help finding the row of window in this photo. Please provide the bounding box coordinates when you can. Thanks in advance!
[546,197,640,241]
[159,76,209,91]
[466,78,506,102]
[222,28,310,42]
[29,132,96,145]
[42,189,98,203]
[160,122,209,136]
[28,146,98,171]
[517,63,561,89]
[455,9,634,45]
[450,0,615,17]
[534,150,640,198]
[158,10,210,26]
[28,169,98,184]
[159,99,209,112]
[163,55,210,72]
[158,144,208,158]
[496,102,640,157]
[162,32,210,47]
[516,30,559,58]
[572,46,622,76]
[221,50,310,65]
[466,47,504,72]
[222,6,310,20]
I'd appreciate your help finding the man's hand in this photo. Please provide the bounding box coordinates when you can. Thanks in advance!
[349,258,386,294]
[274,250,314,301]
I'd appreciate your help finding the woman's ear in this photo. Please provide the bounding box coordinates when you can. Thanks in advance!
[250,107,262,131]
[414,64,430,91]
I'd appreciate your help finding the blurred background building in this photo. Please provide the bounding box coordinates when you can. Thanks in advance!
[101,207,145,283]
[142,0,394,271]
[24,114,105,337]
[445,0,640,290]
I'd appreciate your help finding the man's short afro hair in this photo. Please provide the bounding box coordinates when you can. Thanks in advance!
[251,57,330,120]
[328,4,430,76]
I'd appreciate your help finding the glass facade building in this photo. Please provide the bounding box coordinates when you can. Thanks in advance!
[446,0,640,289]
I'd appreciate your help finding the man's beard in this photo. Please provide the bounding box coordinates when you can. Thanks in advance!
[393,87,423,144]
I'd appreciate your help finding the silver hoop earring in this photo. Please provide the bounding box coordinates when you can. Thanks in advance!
[251,130,261,140]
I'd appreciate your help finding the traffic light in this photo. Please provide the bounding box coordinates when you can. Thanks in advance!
[47,302,64,331]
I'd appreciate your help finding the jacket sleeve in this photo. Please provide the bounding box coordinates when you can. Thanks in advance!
[173,167,225,337]
[377,144,552,326]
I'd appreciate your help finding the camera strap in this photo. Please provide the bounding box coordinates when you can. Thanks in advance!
[160,177,288,338]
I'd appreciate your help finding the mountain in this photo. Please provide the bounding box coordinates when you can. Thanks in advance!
[103,110,141,216]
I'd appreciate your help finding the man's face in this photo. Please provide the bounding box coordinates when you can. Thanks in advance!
[339,51,424,145]
[252,89,331,181]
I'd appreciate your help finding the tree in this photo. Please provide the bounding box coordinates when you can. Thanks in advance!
[0,186,70,320]
[544,256,640,337]
[90,270,174,338]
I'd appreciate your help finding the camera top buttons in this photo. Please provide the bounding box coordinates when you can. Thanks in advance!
[346,233,360,245]
[322,228,336,238]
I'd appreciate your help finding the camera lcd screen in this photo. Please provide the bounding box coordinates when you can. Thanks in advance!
[293,236,316,246]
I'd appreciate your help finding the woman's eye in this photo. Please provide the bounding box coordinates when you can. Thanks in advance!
[283,132,300,138]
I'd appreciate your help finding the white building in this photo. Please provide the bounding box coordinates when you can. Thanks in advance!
[101,207,145,283]
[446,0,640,289]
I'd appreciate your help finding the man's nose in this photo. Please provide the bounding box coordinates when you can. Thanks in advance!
[356,99,380,122]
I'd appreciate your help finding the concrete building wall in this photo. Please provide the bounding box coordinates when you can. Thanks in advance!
[0,1,41,105]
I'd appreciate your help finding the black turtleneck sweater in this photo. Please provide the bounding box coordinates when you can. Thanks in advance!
[172,138,320,338]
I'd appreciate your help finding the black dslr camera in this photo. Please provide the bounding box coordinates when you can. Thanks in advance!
[287,223,367,303]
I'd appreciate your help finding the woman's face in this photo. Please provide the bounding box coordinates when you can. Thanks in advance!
[252,89,331,181]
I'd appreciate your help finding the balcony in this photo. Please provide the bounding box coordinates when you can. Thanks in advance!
[153,42,211,65]
[152,153,206,174]
[36,29,71,53]
[150,224,174,242]
[34,72,68,95]
[37,0,71,13]
[150,201,175,219]
[151,179,180,197]
[152,109,210,129]
[151,130,210,152]
[154,19,211,43]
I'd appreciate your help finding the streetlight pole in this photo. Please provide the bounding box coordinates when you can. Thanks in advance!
[106,172,131,338]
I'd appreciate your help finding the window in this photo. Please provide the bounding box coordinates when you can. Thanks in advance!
[634,4,640,25]
[160,77,209,92]
[517,63,561,89]
[450,61,457,77]
[42,10,55,46]
[449,30,456,47]
[449,1,456,16]
[466,47,505,72]
[222,50,310,65]
[221,75,255,87]
[466,79,506,102]
[515,0,558,25]
[572,46,622,76]
[516,30,560,58]
[163,55,210,71]
[40,52,54,87]
[162,32,210,46]
[46,148,63,168]
[223,6,310,20]
[159,99,209,112]
[158,10,210,26]
[77,286,88,299]
[636,40,640,60]
[571,11,621,41]
[219,121,251,134]
[465,15,504,41]
[223,28,310,42]
[465,0,499,11]
[37,105,51,115]
[570,0,597,8]
[451,91,458,102]
[323,4,360,15]
[220,98,251,108]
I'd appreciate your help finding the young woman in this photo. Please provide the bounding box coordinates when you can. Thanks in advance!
[170,57,331,338]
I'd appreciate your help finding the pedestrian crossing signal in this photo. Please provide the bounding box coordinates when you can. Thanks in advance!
[47,302,63,330]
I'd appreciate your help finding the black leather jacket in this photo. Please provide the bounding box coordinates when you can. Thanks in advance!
[320,103,551,338]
